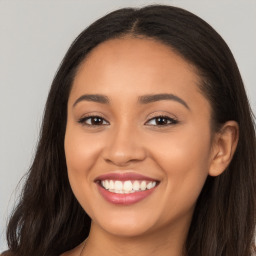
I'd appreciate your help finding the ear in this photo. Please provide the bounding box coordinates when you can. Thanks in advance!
[208,121,239,177]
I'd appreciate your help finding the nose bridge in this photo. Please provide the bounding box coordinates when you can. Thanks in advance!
[103,122,146,166]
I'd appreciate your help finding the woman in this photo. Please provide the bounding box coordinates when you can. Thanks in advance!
[3,4,256,256]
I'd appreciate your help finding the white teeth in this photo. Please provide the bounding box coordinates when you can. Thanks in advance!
[104,180,109,189]
[140,181,147,191]
[123,181,133,192]
[100,180,157,193]
[114,181,123,191]
[147,182,153,189]
[114,189,123,194]
[109,180,114,190]
[133,181,140,191]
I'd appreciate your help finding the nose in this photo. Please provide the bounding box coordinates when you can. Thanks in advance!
[102,126,147,167]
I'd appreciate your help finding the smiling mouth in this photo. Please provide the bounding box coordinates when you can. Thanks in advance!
[98,180,158,194]
[95,172,160,205]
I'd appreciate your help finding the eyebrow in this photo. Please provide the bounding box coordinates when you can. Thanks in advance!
[73,93,190,110]
[73,94,109,107]
[138,93,190,110]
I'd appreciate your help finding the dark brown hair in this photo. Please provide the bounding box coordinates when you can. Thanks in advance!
[4,5,256,256]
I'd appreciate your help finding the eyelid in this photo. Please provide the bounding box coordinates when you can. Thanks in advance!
[146,111,178,120]
[77,113,110,126]
[144,112,179,126]
[145,116,178,126]
[76,112,178,127]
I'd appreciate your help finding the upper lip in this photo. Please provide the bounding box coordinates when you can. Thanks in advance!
[94,172,159,182]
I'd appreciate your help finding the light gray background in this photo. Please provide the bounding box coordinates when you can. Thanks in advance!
[0,0,255,251]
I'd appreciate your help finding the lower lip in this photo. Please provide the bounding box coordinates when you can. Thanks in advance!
[97,183,157,205]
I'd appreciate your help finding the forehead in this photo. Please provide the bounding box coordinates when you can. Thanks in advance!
[76,37,199,85]
[70,37,210,113]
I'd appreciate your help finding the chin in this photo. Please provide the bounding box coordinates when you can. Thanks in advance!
[98,222,154,238]
[91,211,159,238]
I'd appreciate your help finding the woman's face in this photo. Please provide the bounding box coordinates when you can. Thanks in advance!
[65,37,215,238]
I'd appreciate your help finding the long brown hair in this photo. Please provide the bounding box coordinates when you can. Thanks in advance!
[4,5,256,256]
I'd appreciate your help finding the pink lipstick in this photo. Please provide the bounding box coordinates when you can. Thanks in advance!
[95,172,159,205]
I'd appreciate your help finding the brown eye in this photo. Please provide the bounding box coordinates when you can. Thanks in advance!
[78,116,109,126]
[91,117,104,125]
[146,116,178,126]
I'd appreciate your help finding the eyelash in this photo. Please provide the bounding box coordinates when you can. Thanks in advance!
[78,115,109,126]
[145,115,178,126]
[78,114,178,128]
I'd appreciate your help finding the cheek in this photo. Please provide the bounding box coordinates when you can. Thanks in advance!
[64,120,107,173]
[65,132,98,174]
[150,125,212,211]
[64,125,103,207]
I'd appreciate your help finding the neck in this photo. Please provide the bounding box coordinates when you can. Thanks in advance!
[82,221,189,256]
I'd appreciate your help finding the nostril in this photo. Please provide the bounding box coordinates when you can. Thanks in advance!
[103,150,147,167]
[102,134,147,165]
[103,158,142,167]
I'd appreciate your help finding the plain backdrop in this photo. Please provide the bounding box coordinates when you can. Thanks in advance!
[0,0,255,251]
